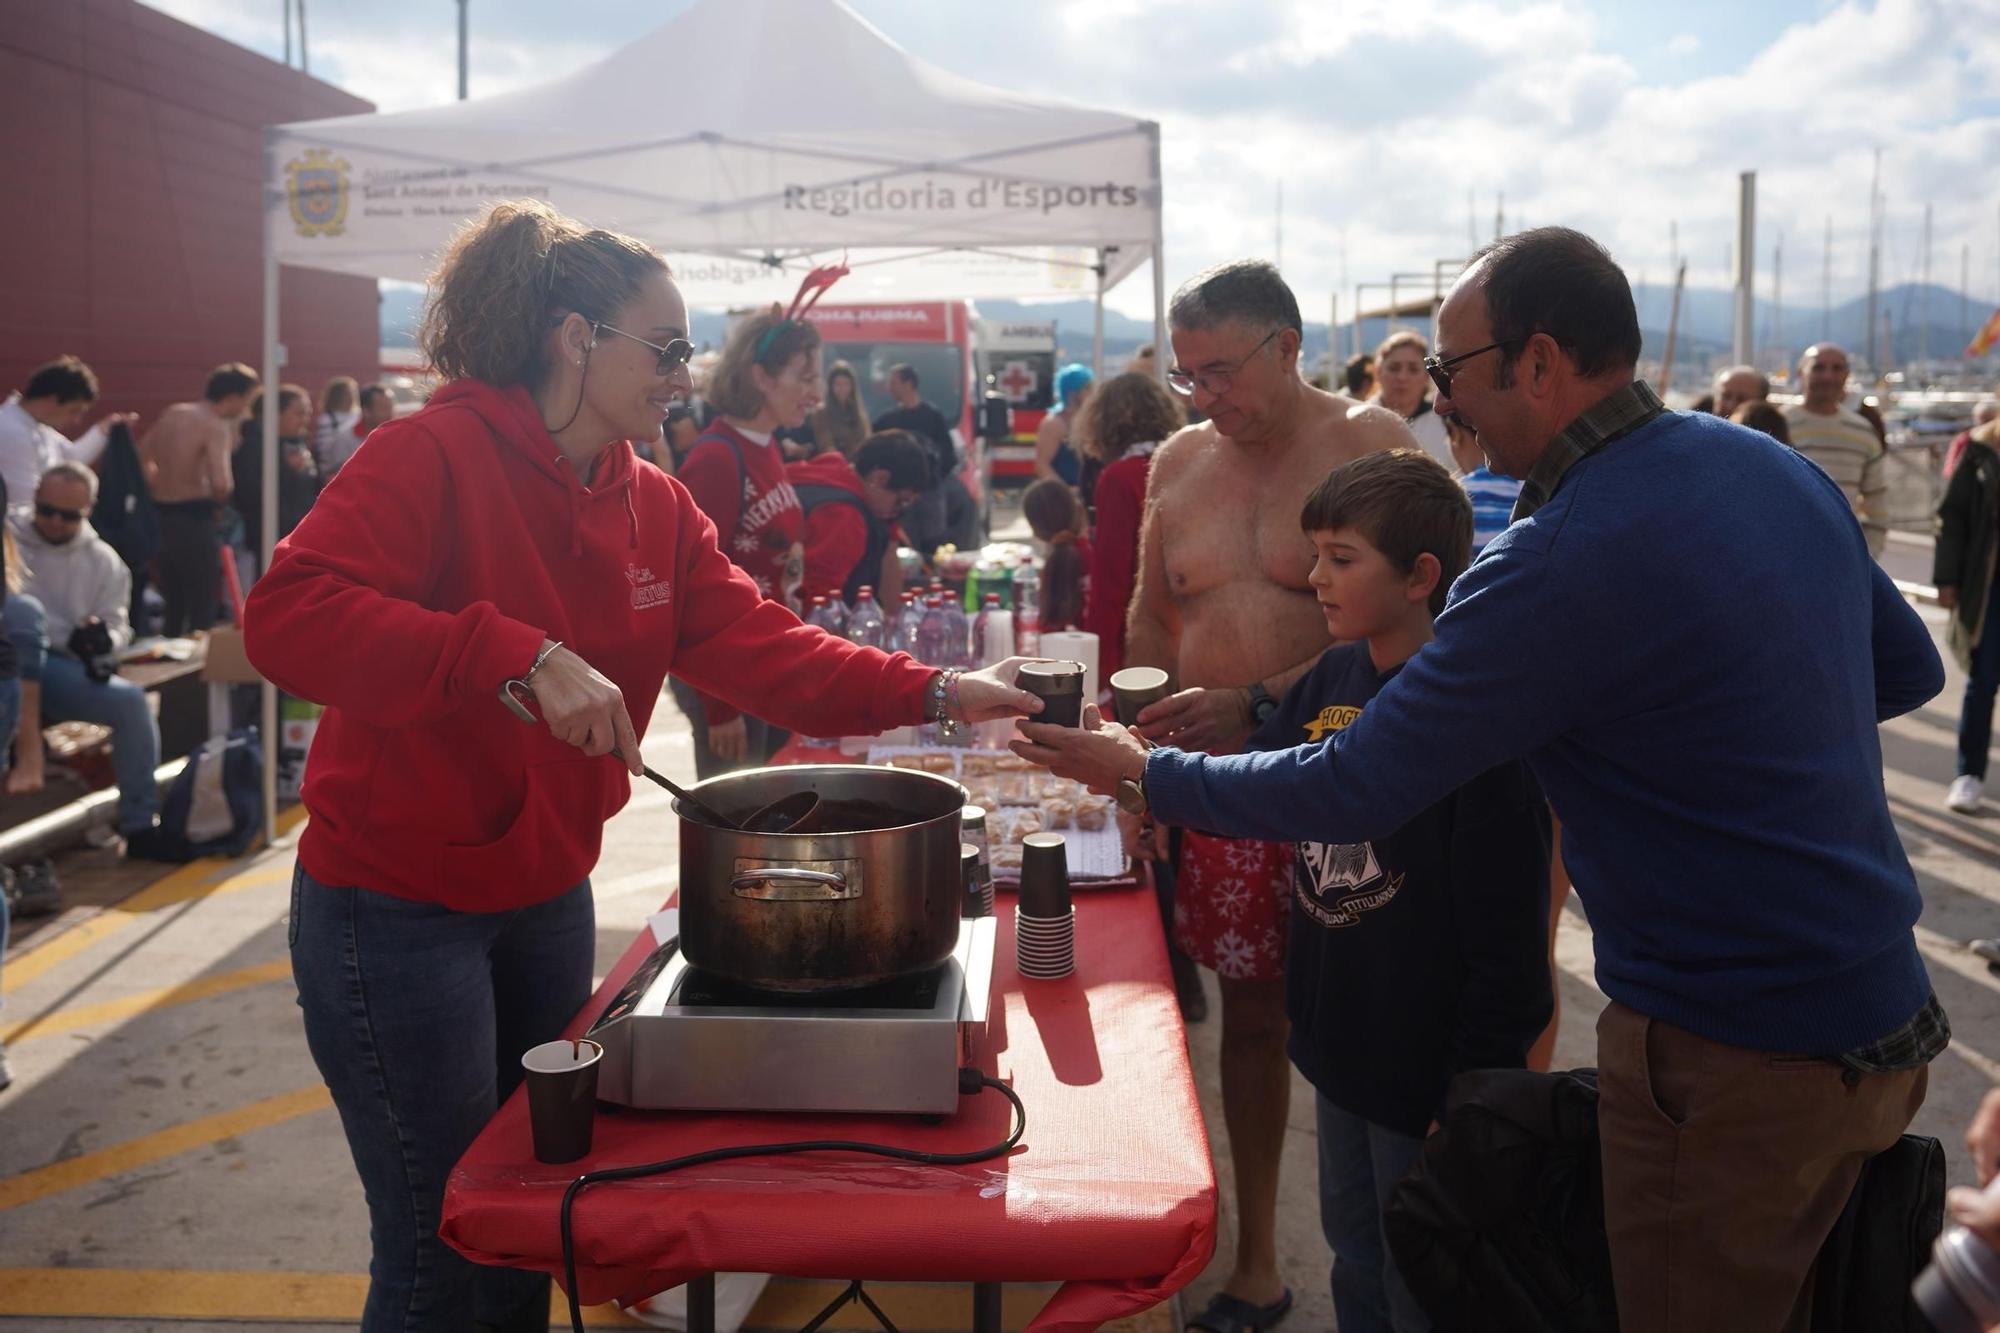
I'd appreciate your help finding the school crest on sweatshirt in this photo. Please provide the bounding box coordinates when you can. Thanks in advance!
[1293,701,1403,926]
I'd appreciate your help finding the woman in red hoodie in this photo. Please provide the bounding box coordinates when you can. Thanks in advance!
[671,310,822,777]
[243,200,1035,1332]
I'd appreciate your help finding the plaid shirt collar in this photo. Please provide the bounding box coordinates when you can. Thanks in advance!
[1508,380,1667,523]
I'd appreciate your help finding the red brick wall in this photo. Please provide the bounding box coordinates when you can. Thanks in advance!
[0,0,380,426]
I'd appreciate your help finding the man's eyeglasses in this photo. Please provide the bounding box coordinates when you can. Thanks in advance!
[1423,338,1524,399]
[595,323,695,377]
[35,504,83,523]
[1166,327,1283,397]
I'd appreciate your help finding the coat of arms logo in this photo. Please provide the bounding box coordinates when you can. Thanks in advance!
[285,149,350,238]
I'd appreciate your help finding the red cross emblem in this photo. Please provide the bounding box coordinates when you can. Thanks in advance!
[996,360,1038,400]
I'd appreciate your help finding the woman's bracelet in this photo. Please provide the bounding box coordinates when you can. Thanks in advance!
[523,639,564,687]
[929,668,965,737]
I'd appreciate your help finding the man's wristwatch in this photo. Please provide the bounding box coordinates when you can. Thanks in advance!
[1115,755,1149,816]
[1246,682,1279,727]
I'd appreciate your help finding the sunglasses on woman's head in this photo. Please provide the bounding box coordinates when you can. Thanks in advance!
[35,504,83,522]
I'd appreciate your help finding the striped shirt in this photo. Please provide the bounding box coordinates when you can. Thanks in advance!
[1783,405,1887,556]
[1461,468,1522,555]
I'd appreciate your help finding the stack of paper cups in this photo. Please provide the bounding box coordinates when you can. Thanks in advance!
[1038,630,1100,707]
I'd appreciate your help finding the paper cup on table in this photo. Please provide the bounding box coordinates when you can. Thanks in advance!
[1017,661,1086,727]
[1017,833,1072,916]
[1039,631,1100,705]
[1110,666,1172,726]
[521,1038,602,1164]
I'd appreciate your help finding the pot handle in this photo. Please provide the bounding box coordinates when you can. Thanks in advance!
[730,867,859,901]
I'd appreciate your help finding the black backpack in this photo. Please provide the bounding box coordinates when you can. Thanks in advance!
[1383,1066,1945,1332]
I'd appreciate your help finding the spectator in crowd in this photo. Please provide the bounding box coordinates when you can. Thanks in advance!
[234,384,323,567]
[788,428,931,606]
[13,462,167,857]
[1943,396,1997,479]
[139,363,255,635]
[1020,227,1946,1333]
[1252,449,1552,1333]
[1120,258,1410,1333]
[673,307,818,777]
[1372,331,1453,470]
[1690,392,1716,414]
[1442,409,1520,557]
[1035,363,1094,486]
[1732,401,1792,446]
[803,360,870,461]
[1344,352,1376,401]
[1021,478,1090,635]
[0,356,133,520]
[661,404,699,472]
[1713,365,1769,421]
[313,377,359,470]
[0,492,42,1089]
[1935,414,2000,814]
[1078,370,1183,681]
[317,382,396,478]
[1785,343,1888,556]
[873,363,975,553]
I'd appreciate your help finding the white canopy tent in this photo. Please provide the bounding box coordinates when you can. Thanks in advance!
[253,0,1165,837]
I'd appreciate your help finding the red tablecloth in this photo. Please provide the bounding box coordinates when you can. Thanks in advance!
[440,881,1216,1331]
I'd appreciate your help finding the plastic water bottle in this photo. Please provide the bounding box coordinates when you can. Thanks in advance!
[893,593,923,656]
[1014,562,1041,656]
[802,597,845,746]
[915,595,952,667]
[847,586,886,650]
[819,592,849,639]
[942,594,972,667]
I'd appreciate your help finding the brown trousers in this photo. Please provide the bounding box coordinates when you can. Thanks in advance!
[1596,1001,1927,1333]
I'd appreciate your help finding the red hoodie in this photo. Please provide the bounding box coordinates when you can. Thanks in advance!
[244,380,933,911]
[785,451,873,602]
[676,420,805,724]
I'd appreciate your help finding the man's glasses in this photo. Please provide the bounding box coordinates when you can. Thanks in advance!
[1423,338,1524,399]
[595,324,695,377]
[35,504,83,523]
[1166,327,1283,397]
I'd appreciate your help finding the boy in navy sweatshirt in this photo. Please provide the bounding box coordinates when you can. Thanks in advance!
[1253,449,1551,1333]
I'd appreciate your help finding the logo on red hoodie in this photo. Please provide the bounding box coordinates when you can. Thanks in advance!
[626,563,671,611]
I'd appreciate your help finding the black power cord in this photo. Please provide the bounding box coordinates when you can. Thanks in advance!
[559,1070,1027,1333]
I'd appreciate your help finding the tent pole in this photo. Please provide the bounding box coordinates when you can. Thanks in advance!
[1147,125,1167,387]
[258,154,281,850]
[1092,251,1106,378]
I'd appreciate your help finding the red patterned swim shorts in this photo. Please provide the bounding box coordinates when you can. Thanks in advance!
[1172,829,1292,982]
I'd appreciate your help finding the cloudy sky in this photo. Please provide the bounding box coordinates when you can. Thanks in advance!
[148,0,2000,318]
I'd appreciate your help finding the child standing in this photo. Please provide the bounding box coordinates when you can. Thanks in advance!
[1442,410,1521,557]
[1249,449,1552,1333]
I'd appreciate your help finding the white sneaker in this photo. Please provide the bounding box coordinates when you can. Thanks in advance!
[0,1043,12,1091]
[1948,775,1984,813]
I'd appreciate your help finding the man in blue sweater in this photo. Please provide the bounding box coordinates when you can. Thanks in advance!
[1015,227,1948,1333]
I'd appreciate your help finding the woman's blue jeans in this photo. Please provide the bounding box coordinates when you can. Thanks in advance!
[289,866,595,1332]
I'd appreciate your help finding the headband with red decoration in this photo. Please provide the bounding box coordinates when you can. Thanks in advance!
[753,261,850,362]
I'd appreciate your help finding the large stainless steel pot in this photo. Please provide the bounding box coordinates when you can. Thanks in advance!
[675,764,966,992]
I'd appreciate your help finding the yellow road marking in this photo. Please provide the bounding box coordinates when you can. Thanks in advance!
[0,1269,1094,1330]
[0,1084,331,1212]
[2,805,307,994]
[1,958,293,1044]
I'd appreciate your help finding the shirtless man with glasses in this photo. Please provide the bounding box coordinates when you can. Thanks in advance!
[1127,259,1410,1332]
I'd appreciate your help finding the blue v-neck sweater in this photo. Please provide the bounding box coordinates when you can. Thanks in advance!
[1147,409,1944,1054]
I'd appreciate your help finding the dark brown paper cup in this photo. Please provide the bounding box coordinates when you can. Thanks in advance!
[1109,667,1171,725]
[522,1038,602,1164]
[1018,661,1085,728]
[1018,832,1072,917]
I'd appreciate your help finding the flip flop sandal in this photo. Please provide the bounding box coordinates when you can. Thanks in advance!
[1185,1288,1295,1333]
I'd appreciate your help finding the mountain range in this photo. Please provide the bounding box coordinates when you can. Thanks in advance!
[378,281,2000,377]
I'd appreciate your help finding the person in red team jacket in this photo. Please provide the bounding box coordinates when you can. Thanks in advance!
[243,200,1037,1333]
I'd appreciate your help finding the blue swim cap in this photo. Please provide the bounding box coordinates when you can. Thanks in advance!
[1053,363,1095,412]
